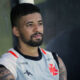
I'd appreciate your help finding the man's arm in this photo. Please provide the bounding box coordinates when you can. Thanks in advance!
[0,65,15,80]
[58,56,67,80]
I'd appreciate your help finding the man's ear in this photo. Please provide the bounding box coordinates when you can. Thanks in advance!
[12,26,20,37]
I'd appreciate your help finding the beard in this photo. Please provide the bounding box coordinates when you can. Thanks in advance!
[19,32,43,47]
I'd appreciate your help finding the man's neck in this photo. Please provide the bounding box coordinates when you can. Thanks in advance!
[17,43,39,57]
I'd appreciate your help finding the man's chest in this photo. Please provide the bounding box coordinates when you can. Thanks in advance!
[16,57,59,80]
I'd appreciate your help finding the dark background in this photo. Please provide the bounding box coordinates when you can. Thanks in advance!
[38,0,80,80]
[38,0,80,44]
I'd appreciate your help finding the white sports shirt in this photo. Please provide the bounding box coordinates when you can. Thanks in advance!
[0,48,59,80]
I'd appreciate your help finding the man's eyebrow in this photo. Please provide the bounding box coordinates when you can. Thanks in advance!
[26,21,33,24]
[38,20,43,22]
[26,20,43,24]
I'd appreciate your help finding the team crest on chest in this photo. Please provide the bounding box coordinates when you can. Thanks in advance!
[49,64,59,76]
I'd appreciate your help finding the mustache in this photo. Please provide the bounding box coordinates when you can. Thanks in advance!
[31,32,43,37]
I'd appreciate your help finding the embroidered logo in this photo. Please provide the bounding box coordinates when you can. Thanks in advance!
[49,64,58,76]
[24,70,33,76]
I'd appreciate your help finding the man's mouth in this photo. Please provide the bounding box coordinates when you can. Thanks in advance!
[31,32,43,39]
[33,34,42,39]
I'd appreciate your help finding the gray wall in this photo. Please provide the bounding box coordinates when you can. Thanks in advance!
[38,0,80,44]
[39,0,80,80]
[0,0,12,55]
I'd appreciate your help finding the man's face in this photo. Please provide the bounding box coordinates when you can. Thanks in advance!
[13,12,43,47]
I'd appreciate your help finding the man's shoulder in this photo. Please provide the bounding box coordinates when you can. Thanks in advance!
[0,48,18,63]
[40,48,52,54]
[0,48,18,78]
[40,48,59,67]
[40,48,58,57]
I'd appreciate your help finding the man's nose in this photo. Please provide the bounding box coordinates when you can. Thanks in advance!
[33,24,40,32]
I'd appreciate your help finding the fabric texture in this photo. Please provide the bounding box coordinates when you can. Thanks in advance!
[0,48,59,80]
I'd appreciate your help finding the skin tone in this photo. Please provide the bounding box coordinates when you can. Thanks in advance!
[13,12,43,57]
[58,56,67,80]
[0,12,67,80]
[0,66,15,80]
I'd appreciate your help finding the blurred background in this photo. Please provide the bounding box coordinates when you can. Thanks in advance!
[0,0,80,80]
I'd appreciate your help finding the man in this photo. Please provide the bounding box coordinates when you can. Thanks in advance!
[0,3,67,80]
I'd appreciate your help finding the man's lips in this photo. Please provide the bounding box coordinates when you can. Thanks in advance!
[33,34,42,39]
[31,32,43,39]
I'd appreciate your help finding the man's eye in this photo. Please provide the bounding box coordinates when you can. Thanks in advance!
[39,22,43,25]
[26,23,33,27]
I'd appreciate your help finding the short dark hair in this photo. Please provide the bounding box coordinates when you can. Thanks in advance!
[10,3,41,28]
